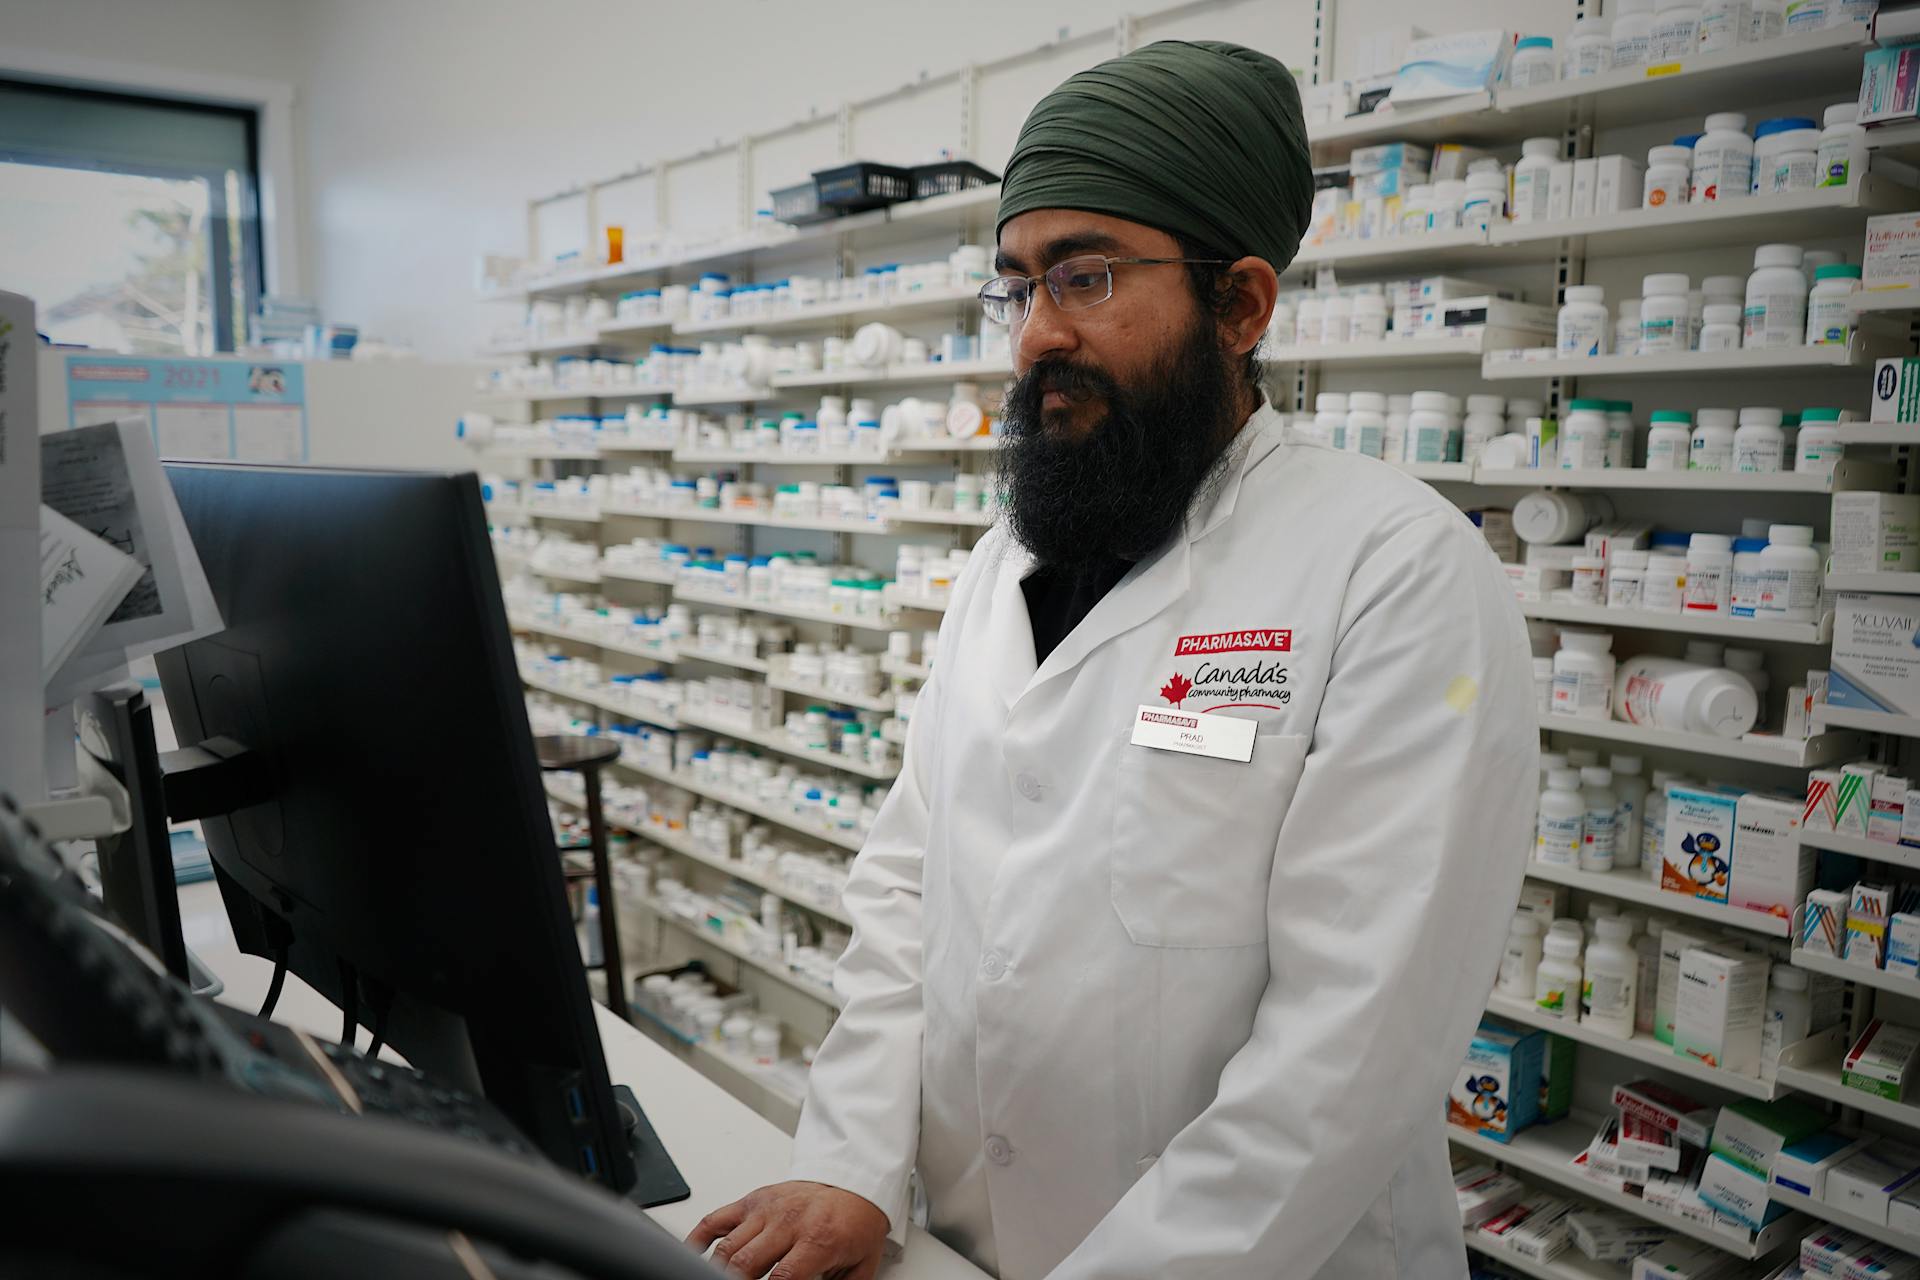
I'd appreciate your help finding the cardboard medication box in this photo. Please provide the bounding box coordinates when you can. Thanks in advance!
[1830,1140,1920,1225]
[1861,48,1920,125]
[1875,775,1914,844]
[1594,155,1646,213]
[1663,785,1739,903]
[1675,947,1768,1075]
[1872,358,1920,425]
[1697,1151,1776,1233]
[1613,1079,1714,1148]
[1632,1238,1744,1280]
[1842,764,1882,838]
[1805,1228,1874,1274]
[1893,1181,1920,1236]
[1893,913,1920,979]
[1848,882,1894,968]
[1711,1099,1832,1178]
[1454,1162,1526,1227]
[1567,1209,1673,1262]
[1448,1020,1543,1142]
[1831,593,1920,716]
[1477,1193,1574,1263]
[1801,888,1849,957]
[1844,1021,1920,1102]
[1832,502,1920,575]
[1774,1130,1878,1200]
[1730,794,1814,919]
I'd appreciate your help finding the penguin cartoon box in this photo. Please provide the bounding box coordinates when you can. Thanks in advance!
[1449,1019,1545,1143]
[1663,783,1742,905]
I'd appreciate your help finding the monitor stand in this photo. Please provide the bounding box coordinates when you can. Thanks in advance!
[612,1084,691,1207]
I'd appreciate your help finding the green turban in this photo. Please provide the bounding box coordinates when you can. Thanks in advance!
[996,39,1313,272]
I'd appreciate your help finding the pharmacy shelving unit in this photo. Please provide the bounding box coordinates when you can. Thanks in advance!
[1461,1233,1625,1280]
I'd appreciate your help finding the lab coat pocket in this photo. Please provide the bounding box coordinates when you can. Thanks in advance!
[1109,731,1308,948]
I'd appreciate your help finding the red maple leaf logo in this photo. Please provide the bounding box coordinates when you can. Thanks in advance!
[1159,673,1193,708]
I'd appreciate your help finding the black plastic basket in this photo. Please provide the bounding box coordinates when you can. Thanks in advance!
[812,162,913,212]
[908,160,1000,200]
[771,180,840,227]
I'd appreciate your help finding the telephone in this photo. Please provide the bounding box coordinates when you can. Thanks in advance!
[0,797,720,1280]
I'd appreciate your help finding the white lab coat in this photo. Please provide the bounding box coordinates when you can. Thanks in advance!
[790,404,1538,1279]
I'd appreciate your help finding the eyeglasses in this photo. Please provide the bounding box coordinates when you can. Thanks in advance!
[977,254,1230,325]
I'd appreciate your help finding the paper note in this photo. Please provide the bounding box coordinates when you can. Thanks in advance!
[39,505,143,681]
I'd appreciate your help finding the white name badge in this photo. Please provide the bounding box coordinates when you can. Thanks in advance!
[1129,704,1257,763]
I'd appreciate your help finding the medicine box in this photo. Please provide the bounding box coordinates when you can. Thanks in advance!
[1832,593,1920,717]
[1904,791,1920,847]
[1873,359,1920,425]
[1349,141,1432,173]
[1567,1209,1672,1262]
[1839,1243,1920,1280]
[1412,275,1509,303]
[1429,143,1495,181]
[1505,563,1569,602]
[1431,297,1556,337]
[1593,155,1645,214]
[1774,1130,1877,1200]
[1848,882,1893,969]
[1801,888,1849,957]
[1832,500,1920,575]
[1675,947,1769,1075]
[1844,1021,1920,1102]
[1571,157,1598,219]
[1477,1193,1574,1263]
[1663,785,1739,903]
[1875,775,1914,844]
[1515,882,1566,922]
[1807,1228,1874,1275]
[1893,914,1920,979]
[1587,1116,1652,1184]
[1711,1099,1832,1180]
[1469,509,1517,563]
[1454,1162,1526,1227]
[1447,1019,1542,1142]
[1613,1078,1715,1148]
[1892,1182,1920,1236]
[1842,764,1882,838]
[1657,925,1710,1046]
[1729,794,1813,920]
[1546,162,1574,221]
[1391,30,1509,101]
[1697,1151,1776,1233]
[1831,1140,1920,1225]
[1617,1110,1682,1172]
[1539,1031,1573,1122]
[1631,1238,1744,1280]
[1861,46,1920,125]
[1806,771,1843,834]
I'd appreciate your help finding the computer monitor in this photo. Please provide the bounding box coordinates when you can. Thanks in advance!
[154,462,683,1206]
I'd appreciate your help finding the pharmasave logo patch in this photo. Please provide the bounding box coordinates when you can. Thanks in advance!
[1160,628,1293,711]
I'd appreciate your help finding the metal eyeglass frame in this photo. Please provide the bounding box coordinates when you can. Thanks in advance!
[977,254,1230,325]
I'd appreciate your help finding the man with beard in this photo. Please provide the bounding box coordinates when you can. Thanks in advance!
[690,40,1537,1280]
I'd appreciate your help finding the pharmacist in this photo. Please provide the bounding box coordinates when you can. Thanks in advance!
[690,40,1539,1280]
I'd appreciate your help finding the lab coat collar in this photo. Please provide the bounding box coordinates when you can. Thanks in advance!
[1014,399,1284,699]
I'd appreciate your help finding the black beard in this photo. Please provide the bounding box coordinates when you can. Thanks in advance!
[995,317,1244,572]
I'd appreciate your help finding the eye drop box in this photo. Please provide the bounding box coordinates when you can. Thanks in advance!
[1448,1020,1543,1142]
[1892,914,1920,979]
[1833,506,1920,576]
[1675,947,1768,1075]
[1657,926,1711,1046]
[1806,771,1843,833]
[1774,1131,1877,1200]
[1664,786,1739,903]
[1841,764,1882,838]
[1731,794,1814,919]
[1547,161,1575,220]
[1697,1151,1780,1233]
[1613,1079,1715,1148]
[1568,1209,1673,1262]
[1631,1238,1745,1280]
[1874,775,1913,843]
[1829,1139,1920,1224]
[1848,883,1894,969]
[1801,889,1849,957]
[1594,155,1646,213]
[1454,1162,1527,1226]
[1711,1099,1833,1178]
[1843,1021,1920,1103]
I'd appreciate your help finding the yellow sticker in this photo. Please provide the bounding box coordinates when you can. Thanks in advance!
[1445,675,1480,714]
[1646,62,1684,77]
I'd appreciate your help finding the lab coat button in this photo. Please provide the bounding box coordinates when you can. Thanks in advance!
[1015,772,1042,801]
[980,951,1006,981]
[985,1135,1013,1166]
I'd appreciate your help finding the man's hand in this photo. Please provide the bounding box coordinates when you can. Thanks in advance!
[686,1181,889,1279]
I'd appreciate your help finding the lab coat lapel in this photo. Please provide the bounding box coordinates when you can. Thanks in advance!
[979,537,1040,710]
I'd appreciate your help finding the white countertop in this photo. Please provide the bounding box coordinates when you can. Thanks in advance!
[180,879,983,1279]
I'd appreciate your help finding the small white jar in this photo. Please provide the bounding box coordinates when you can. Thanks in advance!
[1608,549,1651,608]
[1463,168,1509,230]
[1406,391,1459,464]
[1644,411,1694,469]
[1295,296,1324,346]
[1613,0,1658,67]
[1313,392,1350,449]
[1764,122,1822,193]
[1401,185,1434,234]
[1640,274,1692,353]
[1429,179,1468,231]
[1690,407,1737,470]
[1698,302,1744,351]
[1614,299,1644,356]
[1345,391,1387,460]
[1805,262,1862,345]
[1553,629,1616,719]
[1643,552,1689,612]
[1691,113,1753,202]
[1795,407,1846,475]
[1571,555,1608,605]
[1752,116,1819,194]
[1557,285,1610,357]
[1645,145,1693,209]
[1652,0,1703,60]
[1513,137,1560,224]
[1683,533,1735,614]
[1350,292,1389,341]
[1606,402,1634,467]
[1734,406,1786,472]
[1566,18,1613,76]
[1320,293,1354,345]
[1819,102,1868,187]
[1743,244,1808,348]
[1509,35,1559,87]
[1751,0,1785,39]
[1699,0,1753,51]
[1561,400,1612,469]
[1754,524,1822,621]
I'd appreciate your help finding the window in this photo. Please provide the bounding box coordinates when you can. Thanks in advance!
[0,79,264,355]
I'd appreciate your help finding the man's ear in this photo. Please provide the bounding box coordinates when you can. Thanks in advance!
[1220,255,1280,357]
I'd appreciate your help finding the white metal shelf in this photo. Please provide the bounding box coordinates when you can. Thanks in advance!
[672,385,771,406]
[520,671,680,730]
[1776,1050,1920,1134]
[1850,287,1920,316]
[482,332,602,358]
[1536,713,1863,768]
[1397,462,1475,482]
[880,655,932,683]
[1260,335,1490,367]
[880,585,950,614]
[892,437,1000,454]
[672,644,771,674]
[671,285,979,337]
[1813,706,1920,739]
[767,358,1014,391]
[617,757,867,854]
[674,586,907,633]
[630,821,851,927]
[1769,1184,1920,1260]
[1461,1233,1623,1280]
[642,896,844,1009]
[1827,572,1920,594]
[1484,344,1876,382]
[1834,425,1920,446]
[670,449,900,466]
[1485,993,1780,1098]
[523,506,601,525]
[1790,943,1920,1001]
[674,706,900,781]
[1802,827,1920,870]
[1472,468,1837,493]
[480,444,604,460]
[524,562,602,585]
[1291,227,1491,274]
[473,385,676,405]
[765,671,895,713]
[1447,1117,1806,1259]
[1519,862,1791,939]
[592,317,677,340]
[1518,601,1830,645]
[598,563,679,587]
[600,501,989,535]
